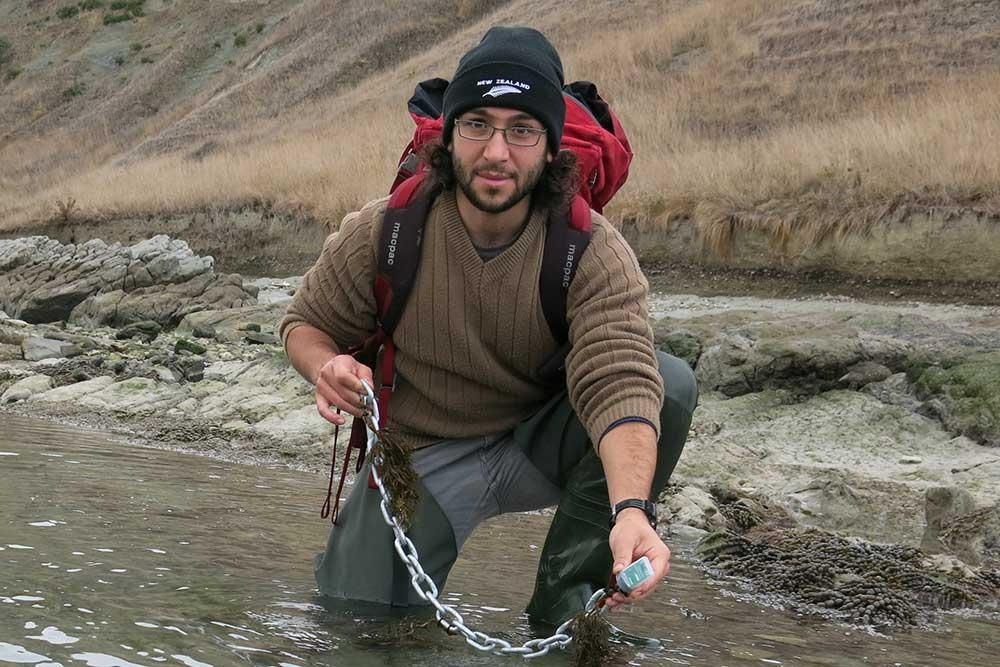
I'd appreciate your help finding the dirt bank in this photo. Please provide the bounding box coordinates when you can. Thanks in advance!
[5,206,1000,306]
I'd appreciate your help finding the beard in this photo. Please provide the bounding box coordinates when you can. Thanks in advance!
[452,152,546,214]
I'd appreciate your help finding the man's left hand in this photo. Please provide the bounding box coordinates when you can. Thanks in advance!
[604,508,670,610]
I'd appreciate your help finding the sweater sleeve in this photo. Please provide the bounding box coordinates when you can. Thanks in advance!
[279,198,388,351]
[564,214,663,448]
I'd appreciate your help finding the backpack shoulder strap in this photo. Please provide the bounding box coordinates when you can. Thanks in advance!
[376,173,436,337]
[537,196,592,379]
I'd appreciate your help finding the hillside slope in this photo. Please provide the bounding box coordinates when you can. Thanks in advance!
[1,0,999,284]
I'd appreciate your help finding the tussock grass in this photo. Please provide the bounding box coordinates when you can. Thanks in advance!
[0,98,407,229]
[2,0,999,259]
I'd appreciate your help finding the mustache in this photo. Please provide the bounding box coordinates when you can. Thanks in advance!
[474,164,515,178]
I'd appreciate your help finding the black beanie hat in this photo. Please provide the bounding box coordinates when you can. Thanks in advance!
[442,26,565,154]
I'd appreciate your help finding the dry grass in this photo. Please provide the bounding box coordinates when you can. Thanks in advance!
[0,100,409,229]
[572,0,1000,254]
[2,0,999,258]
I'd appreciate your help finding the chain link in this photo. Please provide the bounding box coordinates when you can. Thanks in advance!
[357,380,604,658]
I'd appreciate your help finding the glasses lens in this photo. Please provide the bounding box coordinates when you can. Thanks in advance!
[458,121,491,141]
[507,127,543,147]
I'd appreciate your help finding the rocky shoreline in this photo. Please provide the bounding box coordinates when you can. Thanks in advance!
[2,234,998,627]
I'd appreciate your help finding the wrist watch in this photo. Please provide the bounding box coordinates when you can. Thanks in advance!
[609,498,657,529]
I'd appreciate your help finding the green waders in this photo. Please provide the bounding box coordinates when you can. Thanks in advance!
[520,352,698,625]
[314,461,457,606]
[313,351,697,623]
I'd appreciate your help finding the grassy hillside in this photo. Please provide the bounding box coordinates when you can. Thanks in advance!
[1,0,999,263]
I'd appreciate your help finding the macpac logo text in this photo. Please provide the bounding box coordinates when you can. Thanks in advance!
[562,244,577,288]
[386,221,401,266]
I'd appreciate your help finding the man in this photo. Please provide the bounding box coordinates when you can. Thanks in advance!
[280,26,697,626]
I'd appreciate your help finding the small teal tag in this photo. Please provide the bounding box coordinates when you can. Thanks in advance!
[616,556,654,594]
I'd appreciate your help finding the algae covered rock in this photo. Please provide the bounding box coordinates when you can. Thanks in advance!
[690,313,910,397]
[655,328,702,368]
[911,351,1000,446]
[697,521,1000,628]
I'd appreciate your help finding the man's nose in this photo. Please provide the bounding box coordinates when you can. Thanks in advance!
[482,128,510,161]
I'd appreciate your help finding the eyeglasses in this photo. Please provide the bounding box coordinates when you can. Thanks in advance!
[454,119,547,147]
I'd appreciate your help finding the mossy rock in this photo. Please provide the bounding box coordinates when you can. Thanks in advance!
[175,338,207,355]
[912,351,1000,446]
[656,329,702,368]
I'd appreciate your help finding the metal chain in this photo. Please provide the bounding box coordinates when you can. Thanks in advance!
[358,380,607,658]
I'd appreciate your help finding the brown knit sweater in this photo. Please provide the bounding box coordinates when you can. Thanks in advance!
[280,190,663,449]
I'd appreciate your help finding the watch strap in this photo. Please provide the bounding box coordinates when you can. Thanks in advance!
[610,498,657,529]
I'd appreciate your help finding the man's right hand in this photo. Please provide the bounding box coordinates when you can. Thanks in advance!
[313,355,375,426]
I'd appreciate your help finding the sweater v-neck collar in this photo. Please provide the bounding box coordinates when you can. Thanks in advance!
[438,190,545,278]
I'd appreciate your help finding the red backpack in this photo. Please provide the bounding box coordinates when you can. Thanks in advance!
[322,78,633,523]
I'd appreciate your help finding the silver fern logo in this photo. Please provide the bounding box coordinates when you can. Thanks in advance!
[483,84,523,98]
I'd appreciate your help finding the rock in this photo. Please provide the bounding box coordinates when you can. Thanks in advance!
[128,235,214,283]
[690,314,906,397]
[838,361,892,389]
[655,309,976,398]
[221,419,252,432]
[922,486,977,553]
[30,376,116,402]
[188,356,315,433]
[938,504,1000,567]
[76,377,183,415]
[899,456,923,465]
[40,330,101,351]
[192,325,216,339]
[669,524,710,540]
[21,336,82,361]
[0,237,122,322]
[911,352,1000,447]
[0,235,256,326]
[242,322,262,332]
[0,343,21,362]
[922,487,1000,566]
[694,333,754,396]
[921,553,978,578]
[175,339,207,356]
[245,332,278,345]
[1,374,53,403]
[656,329,702,368]
[70,272,255,328]
[176,304,285,343]
[0,321,28,347]
[116,320,163,341]
[661,485,728,532]
[863,372,922,411]
[252,403,330,442]
[153,365,178,383]
[247,277,301,306]
[203,360,255,383]
[785,473,864,530]
[175,357,205,382]
[0,310,8,319]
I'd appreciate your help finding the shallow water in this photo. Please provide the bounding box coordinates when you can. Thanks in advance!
[2,414,998,666]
